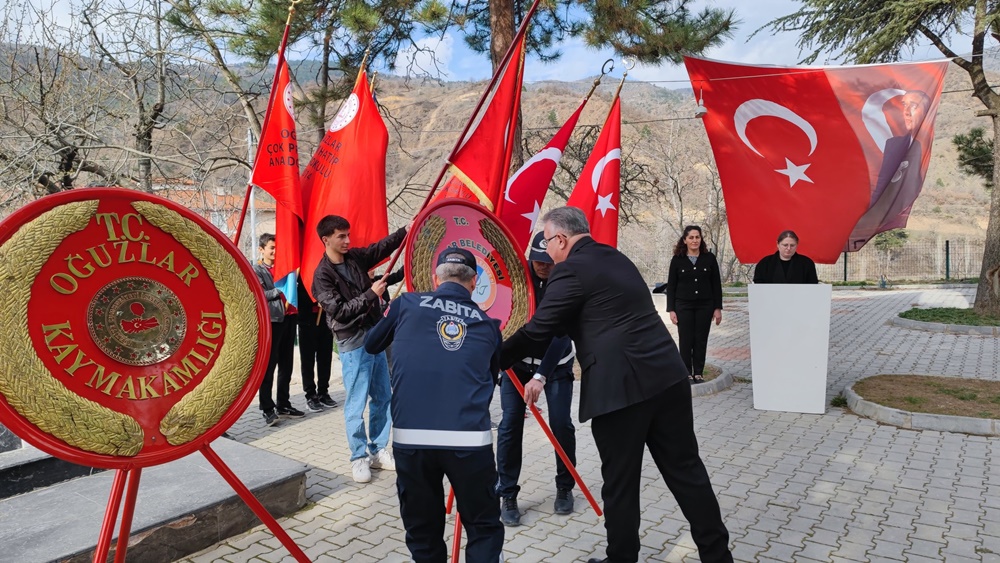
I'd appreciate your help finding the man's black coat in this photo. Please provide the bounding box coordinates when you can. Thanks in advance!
[501,236,688,422]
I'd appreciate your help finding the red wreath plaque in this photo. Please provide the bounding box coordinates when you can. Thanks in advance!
[405,199,533,336]
[0,188,269,469]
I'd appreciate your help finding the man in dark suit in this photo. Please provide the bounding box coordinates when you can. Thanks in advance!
[502,207,732,563]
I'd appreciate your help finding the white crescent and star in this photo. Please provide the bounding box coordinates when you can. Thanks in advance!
[591,149,621,192]
[733,99,817,188]
[589,148,621,217]
[505,147,562,204]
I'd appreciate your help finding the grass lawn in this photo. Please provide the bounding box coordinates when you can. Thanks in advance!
[899,307,1000,326]
[852,374,1000,419]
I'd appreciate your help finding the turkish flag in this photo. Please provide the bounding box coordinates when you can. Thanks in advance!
[250,56,301,305]
[500,98,587,252]
[685,57,948,263]
[567,97,621,248]
[444,36,526,212]
[300,69,389,299]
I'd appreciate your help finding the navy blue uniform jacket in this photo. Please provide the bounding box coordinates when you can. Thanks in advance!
[364,282,502,450]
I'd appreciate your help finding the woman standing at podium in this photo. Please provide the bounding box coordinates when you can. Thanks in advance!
[753,230,818,284]
[666,226,723,384]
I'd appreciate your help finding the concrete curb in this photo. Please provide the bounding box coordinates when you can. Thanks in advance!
[844,377,1000,436]
[692,368,733,398]
[889,315,999,336]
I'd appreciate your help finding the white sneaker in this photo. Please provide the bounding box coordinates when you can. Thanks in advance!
[351,457,371,483]
[369,449,396,471]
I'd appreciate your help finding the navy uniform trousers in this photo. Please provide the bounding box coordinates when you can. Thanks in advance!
[496,360,576,498]
[395,447,504,563]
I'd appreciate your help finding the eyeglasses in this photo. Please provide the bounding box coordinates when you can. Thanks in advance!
[544,233,564,244]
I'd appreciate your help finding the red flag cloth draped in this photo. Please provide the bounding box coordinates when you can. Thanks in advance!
[500,98,587,252]
[831,62,949,250]
[250,57,301,306]
[299,70,389,299]
[684,57,948,263]
[443,36,526,212]
[567,97,621,248]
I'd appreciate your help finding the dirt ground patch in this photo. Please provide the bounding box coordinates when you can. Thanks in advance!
[853,374,1000,419]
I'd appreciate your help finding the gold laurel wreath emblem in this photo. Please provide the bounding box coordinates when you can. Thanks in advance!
[409,212,530,338]
[133,201,259,446]
[410,215,447,291]
[0,199,260,458]
[478,218,530,338]
[0,200,145,456]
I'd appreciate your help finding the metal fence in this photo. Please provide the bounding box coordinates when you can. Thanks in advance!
[626,237,984,285]
[816,238,984,283]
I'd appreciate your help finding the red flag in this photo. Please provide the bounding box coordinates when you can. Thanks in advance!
[684,57,948,263]
[500,98,587,252]
[300,70,389,299]
[433,175,482,205]
[444,36,526,212]
[567,97,621,248]
[250,56,301,305]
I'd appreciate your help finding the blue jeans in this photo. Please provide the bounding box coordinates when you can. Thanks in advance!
[495,365,576,498]
[339,346,392,460]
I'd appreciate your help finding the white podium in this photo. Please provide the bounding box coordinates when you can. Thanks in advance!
[748,284,832,414]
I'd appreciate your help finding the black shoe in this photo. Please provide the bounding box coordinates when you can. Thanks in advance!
[554,488,574,515]
[318,393,338,408]
[587,559,607,563]
[306,398,324,412]
[262,410,278,426]
[500,497,521,527]
[276,406,305,418]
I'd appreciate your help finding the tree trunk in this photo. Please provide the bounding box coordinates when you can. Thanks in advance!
[974,115,1000,316]
[489,0,523,171]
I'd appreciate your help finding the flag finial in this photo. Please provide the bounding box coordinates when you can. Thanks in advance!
[285,0,301,26]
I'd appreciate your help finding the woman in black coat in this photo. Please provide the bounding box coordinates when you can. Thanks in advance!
[665,225,723,383]
[753,230,819,284]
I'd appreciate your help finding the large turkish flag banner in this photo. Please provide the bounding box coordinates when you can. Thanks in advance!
[685,57,948,263]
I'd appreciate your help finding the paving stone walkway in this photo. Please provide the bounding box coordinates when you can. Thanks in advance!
[180,287,1000,562]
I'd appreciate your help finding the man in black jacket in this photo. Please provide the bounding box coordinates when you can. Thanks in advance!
[311,215,407,483]
[502,207,732,563]
[253,233,305,426]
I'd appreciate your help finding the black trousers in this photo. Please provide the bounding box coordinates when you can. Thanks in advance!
[591,380,732,563]
[395,447,504,563]
[298,312,333,399]
[675,300,715,376]
[259,315,296,412]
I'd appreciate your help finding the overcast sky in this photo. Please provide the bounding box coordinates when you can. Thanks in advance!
[391,0,954,87]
